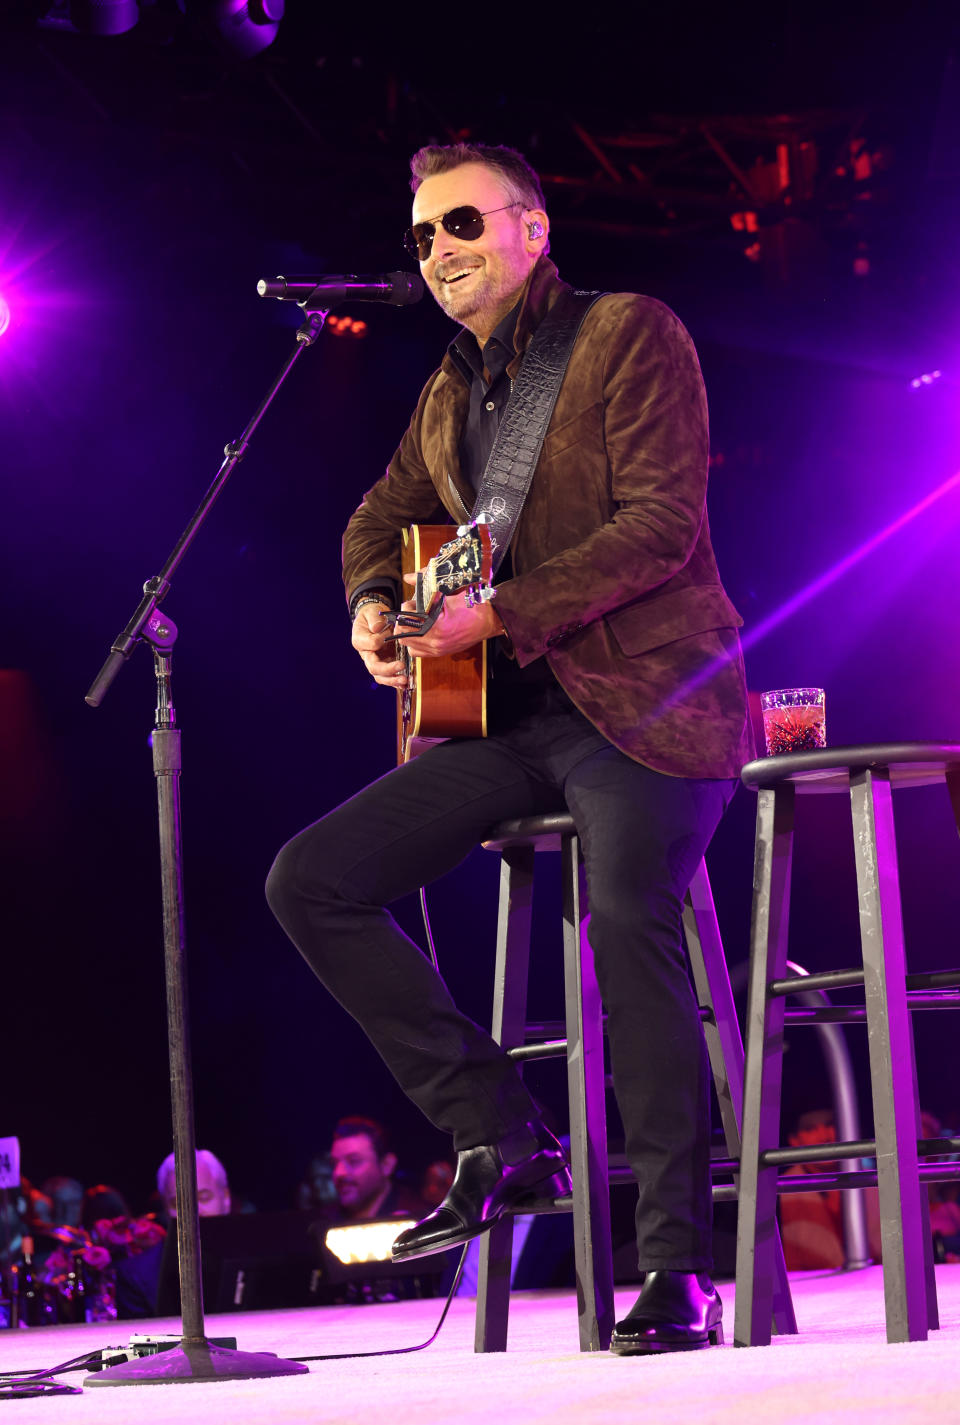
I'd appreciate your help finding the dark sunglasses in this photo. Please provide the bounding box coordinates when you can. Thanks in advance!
[403,202,520,262]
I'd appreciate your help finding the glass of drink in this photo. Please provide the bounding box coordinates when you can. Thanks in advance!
[760,688,826,756]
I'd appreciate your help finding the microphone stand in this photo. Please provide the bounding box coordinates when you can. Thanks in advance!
[83,303,331,1387]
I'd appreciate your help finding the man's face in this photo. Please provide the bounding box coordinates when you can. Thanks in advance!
[411,162,545,338]
[164,1160,231,1219]
[330,1134,394,1218]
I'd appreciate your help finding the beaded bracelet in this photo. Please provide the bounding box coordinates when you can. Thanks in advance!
[352,595,394,618]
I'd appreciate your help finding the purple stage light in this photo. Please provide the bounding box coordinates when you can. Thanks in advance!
[646,465,960,724]
[909,370,943,390]
[0,296,10,338]
[739,465,960,657]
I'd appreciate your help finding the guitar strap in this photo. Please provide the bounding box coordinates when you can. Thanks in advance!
[470,288,606,577]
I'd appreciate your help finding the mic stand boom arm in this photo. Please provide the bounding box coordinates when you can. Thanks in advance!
[81,306,331,1386]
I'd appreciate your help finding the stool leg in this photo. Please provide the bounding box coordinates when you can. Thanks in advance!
[475,843,534,1353]
[850,768,930,1344]
[910,1028,940,1330]
[943,766,960,842]
[734,784,795,1348]
[684,861,797,1338]
[562,832,615,1352]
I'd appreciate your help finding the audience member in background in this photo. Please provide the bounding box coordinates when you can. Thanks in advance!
[19,1185,51,1236]
[295,1152,338,1212]
[779,1109,882,1270]
[82,1184,131,1230]
[0,1183,33,1266]
[919,1110,960,1260]
[310,1120,435,1307]
[420,1160,455,1208]
[39,1181,165,1322]
[39,1176,83,1229]
[156,1148,231,1221]
[115,1153,231,1320]
[328,1117,426,1223]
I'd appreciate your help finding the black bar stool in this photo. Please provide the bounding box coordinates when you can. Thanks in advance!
[473,811,796,1353]
[735,742,960,1347]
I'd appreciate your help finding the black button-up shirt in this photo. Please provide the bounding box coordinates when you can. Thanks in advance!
[448,305,564,723]
[448,305,518,495]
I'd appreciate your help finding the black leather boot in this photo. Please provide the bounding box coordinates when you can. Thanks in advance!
[610,1271,723,1355]
[391,1123,571,1262]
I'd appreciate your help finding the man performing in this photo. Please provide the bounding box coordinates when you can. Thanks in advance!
[266,142,753,1356]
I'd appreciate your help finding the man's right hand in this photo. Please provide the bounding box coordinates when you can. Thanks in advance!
[351,601,408,689]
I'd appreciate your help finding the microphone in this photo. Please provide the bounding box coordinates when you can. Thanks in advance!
[256,272,424,307]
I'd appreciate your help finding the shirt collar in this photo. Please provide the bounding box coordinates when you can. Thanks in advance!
[442,257,569,387]
[449,302,520,383]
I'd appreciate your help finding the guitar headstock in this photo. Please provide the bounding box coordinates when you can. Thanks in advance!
[385,520,495,642]
[418,521,493,610]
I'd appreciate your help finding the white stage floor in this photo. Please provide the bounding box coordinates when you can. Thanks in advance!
[2,1266,960,1424]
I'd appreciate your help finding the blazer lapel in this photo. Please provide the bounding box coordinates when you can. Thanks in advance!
[434,374,473,522]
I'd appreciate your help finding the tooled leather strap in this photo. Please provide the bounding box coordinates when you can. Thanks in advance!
[471,288,605,576]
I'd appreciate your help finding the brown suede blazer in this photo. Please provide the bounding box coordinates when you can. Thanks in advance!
[342,257,754,779]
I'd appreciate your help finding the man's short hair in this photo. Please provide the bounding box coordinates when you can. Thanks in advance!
[156,1148,230,1198]
[331,1115,392,1159]
[409,143,545,212]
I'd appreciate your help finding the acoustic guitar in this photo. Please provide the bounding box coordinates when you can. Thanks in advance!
[390,521,494,763]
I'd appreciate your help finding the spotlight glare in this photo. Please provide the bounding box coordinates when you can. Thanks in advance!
[323,1220,414,1265]
[69,0,139,35]
[201,0,284,57]
[647,465,960,726]
[909,369,943,390]
[0,297,9,338]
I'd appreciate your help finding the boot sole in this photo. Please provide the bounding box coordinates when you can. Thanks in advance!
[609,1322,724,1355]
[391,1168,572,1263]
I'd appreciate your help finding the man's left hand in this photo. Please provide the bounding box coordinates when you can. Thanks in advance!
[397,576,505,658]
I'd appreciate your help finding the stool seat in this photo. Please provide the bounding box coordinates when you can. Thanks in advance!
[482,812,575,852]
[741,742,960,792]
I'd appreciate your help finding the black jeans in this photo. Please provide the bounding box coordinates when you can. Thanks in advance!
[266,698,735,1271]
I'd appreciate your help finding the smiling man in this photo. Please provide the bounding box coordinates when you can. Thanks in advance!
[267,143,753,1356]
[327,1117,425,1222]
[417,167,544,338]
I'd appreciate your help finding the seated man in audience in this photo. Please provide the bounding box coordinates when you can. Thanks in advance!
[311,1118,434,1306]
[779,1109,882,1269]
[39,1176,83,1230]
[327,1116,426,1223]
[127,1149,233,1319]
[156,1148,232,1221]
[295,1152,338,1212]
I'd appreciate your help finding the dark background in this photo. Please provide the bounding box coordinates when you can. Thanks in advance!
[3,1,960,1215]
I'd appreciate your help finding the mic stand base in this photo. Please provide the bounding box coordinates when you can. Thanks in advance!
[86,1340,308,1388]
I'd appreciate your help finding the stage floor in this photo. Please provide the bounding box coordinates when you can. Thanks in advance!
[2,1266,960,1423]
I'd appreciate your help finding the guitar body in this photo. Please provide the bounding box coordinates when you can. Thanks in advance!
[396,524,488,763]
